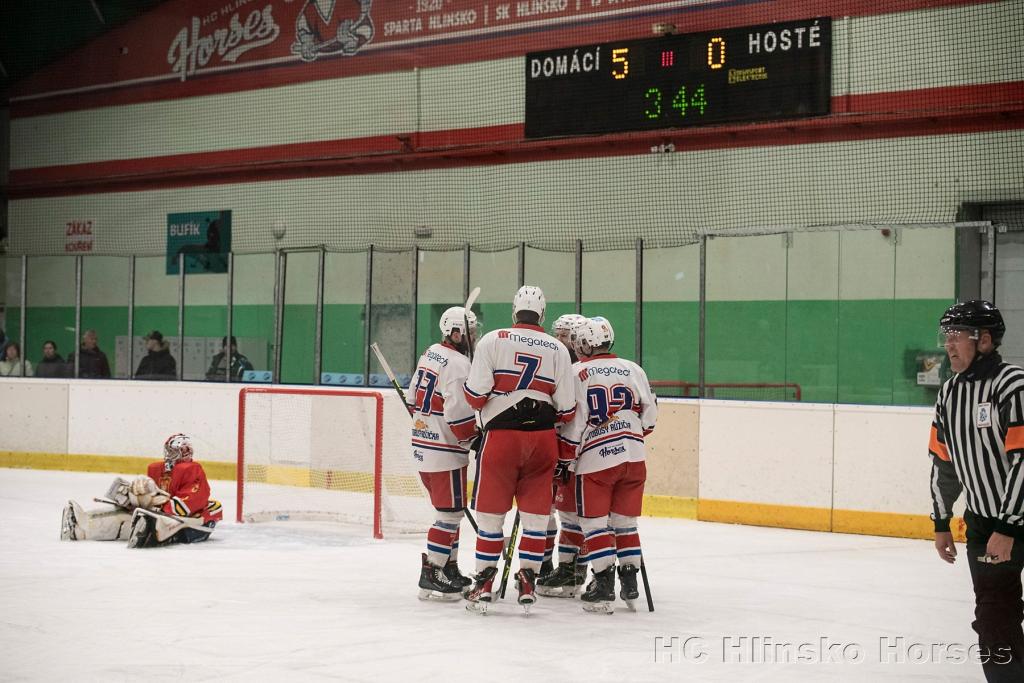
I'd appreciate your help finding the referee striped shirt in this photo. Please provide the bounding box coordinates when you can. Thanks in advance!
[929,359,1024,535]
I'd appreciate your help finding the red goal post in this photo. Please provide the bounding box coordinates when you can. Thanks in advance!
[236,386,431,539]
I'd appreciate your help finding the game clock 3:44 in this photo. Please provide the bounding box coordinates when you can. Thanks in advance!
[524,18,831,139]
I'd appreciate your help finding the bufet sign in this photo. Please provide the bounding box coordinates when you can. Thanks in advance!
[65,221,95,253]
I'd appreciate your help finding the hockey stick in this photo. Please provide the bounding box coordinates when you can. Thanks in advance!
[93,497,211,530]
[463,286,480,361]
[641,559,654,612]
[370,341,479,534]
[498,510,521,599]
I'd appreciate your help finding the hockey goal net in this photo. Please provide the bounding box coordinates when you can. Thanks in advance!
[236,387,433,538]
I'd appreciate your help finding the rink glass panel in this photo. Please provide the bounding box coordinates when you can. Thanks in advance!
[641,245,699,397]
[524,247,575,328]
[581,248,636,362]
[415,250,464,357]
[469,248,519,339]
[323,251,369,379]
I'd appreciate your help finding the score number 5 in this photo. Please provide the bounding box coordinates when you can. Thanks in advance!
[611,48,629,80]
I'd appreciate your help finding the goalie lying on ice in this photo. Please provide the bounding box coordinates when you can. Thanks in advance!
[60,433,223,548]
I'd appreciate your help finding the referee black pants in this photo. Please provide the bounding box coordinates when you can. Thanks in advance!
[965,510,1024,682]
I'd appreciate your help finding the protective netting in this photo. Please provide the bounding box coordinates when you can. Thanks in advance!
[238,388,433,536]
[4,1,1022,256]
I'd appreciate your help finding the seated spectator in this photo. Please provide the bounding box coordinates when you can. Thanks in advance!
[135,330,177,380]
[0,343,34,377]
[205,335,254,382]
[36,340,67,378]
[71,329,112,378]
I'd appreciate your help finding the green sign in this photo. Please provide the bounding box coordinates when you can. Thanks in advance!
[166,210,232,274]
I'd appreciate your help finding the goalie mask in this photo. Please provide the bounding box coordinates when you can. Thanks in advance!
[163,433,194,470]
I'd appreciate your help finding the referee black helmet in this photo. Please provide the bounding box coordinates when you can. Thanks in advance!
[939,300,1006,345]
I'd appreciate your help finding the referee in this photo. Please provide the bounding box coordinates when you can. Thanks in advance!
[930,300,1024,682]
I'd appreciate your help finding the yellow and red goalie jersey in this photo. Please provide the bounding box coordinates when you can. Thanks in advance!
[147,461,223,524]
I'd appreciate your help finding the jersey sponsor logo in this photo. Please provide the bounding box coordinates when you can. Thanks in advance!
[414,450,425,461]
[425,349,449,367]
[496,331,559,350]
[977,402,992,428]
[412,419,441,441]
[598,444,627,458]
[583,365,631,378]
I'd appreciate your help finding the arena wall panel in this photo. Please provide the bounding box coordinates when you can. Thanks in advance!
[697,399,835,530]
[0,379,957,539]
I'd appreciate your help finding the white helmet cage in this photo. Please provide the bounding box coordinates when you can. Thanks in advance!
[439,306,478,337]
[513,285,546,323]
[579,317,615,352]
[163,433,194,467]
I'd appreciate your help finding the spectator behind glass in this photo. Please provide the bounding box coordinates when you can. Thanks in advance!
[72,329,112,378]
[0,342,34,377]
[205,335,253,382]
[36,340,67,378]
[0,328,10,358]
[134,330,177,380]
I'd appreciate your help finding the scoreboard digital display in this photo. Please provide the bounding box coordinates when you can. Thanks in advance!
[525,18,831,139]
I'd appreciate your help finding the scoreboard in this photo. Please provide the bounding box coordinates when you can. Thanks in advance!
[524,18,832,139]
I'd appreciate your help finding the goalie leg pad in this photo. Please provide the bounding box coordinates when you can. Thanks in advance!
[63,500,133,541]
[127,508,214,548]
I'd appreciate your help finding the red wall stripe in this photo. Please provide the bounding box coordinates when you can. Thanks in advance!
[8,0,996,118]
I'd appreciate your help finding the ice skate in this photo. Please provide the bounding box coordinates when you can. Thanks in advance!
[580,565,616,614]
[464,566,497,614]
[443,558,472,590]
[618,563,640,611]
[536,557,585,598]
[538,558,554,582]
[515,567,537,613]
[126,510,155,549]
[418,553,462,602]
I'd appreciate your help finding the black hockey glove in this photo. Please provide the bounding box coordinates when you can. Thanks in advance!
[554,459,574,484]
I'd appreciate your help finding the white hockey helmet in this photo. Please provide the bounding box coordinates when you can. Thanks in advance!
[579,316,615,352]
[552,313,587,334]
[513,285,546,323]
[163,433,194,466]
[439,306,478,337]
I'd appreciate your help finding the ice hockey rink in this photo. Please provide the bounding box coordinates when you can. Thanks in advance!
[0,467,984,682]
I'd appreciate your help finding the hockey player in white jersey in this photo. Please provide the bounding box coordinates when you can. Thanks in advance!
[462,286,576,612]
[536,313,589,593]
[560,317,657,612]
[411,306,480,601]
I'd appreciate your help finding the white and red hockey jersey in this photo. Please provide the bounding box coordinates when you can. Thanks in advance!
[559,353,658,474]
[463,323,576,427]
[408,342,478,472]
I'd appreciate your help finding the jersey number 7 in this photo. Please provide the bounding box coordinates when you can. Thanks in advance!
[513,352,542,391]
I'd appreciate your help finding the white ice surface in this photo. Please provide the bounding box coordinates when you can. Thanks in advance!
[0,468,983,682]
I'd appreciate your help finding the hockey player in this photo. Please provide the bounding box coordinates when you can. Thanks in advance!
[411,306,480,601]
[60,433,222,548]
[538,313,588,579]
[462,285,576,612]
[539,315,603,598]
[560,317,657,613]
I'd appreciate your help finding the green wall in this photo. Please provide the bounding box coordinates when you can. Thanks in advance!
[8,297,949,406]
